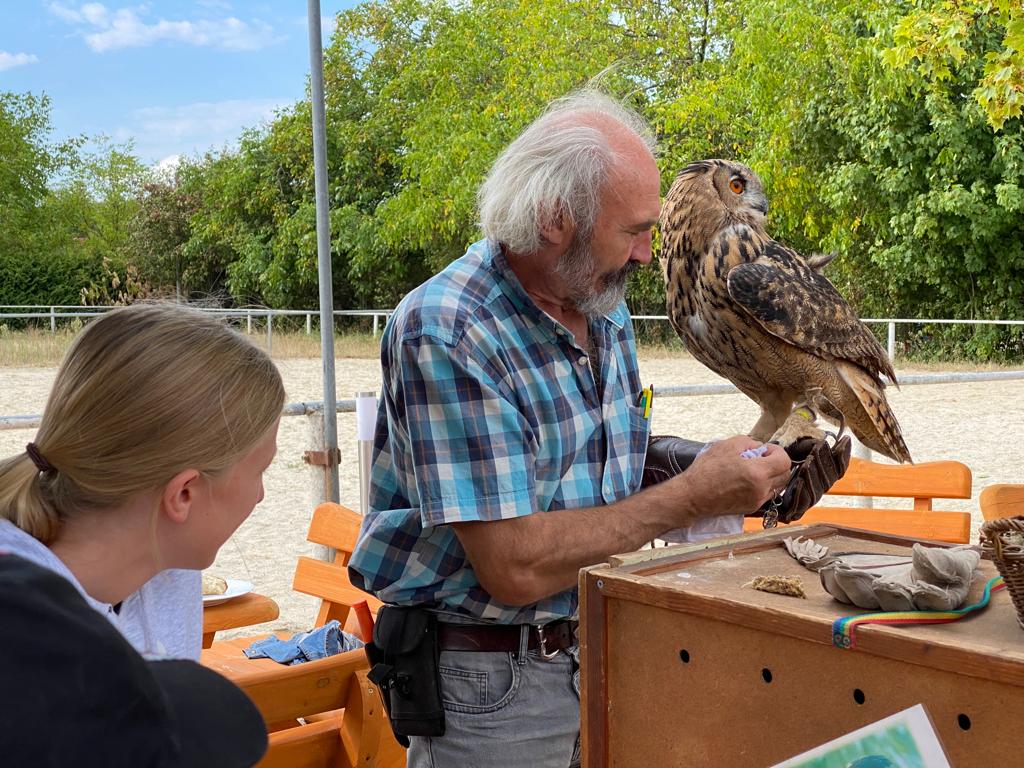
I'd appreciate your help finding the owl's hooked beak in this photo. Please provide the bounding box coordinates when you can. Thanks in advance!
[753,194,768,215]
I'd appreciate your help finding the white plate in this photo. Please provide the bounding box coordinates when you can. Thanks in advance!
[202,579,253,607]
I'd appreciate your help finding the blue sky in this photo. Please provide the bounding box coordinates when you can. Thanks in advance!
[1,1,361,167]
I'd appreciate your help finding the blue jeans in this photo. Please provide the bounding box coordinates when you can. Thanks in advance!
[407,639,581,768]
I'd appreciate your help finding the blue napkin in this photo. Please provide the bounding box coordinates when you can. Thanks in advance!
[243,619,365,665]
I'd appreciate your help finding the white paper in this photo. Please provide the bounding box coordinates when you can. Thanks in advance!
[770,704,951,767]
[660,513,744,544]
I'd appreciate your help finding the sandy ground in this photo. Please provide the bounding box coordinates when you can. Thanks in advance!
[2,356,1022,639]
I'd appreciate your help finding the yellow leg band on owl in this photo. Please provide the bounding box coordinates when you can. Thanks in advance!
[794,407,815,422]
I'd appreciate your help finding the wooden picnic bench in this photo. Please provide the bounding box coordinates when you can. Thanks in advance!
[742,456,973,543]
[202,502,403,768]
[980,483,1024,522]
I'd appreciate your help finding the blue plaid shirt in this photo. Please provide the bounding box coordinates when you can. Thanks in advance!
[348,239,650,624]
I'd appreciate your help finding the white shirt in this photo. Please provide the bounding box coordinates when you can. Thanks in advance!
[0,519,201,660]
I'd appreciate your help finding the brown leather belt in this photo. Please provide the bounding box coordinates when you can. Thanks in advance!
[437,619,578,658]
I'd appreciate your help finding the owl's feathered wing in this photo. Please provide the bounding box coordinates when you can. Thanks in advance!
[726,240,910,462]
[727,242,894,381]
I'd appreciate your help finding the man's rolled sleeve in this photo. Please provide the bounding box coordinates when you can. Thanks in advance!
[396,333,537,527]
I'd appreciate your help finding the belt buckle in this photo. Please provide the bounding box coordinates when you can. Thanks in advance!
[536,624,560,661]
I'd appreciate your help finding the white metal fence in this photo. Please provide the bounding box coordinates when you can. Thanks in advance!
[2,305,1023,359]
[0,305,395,352]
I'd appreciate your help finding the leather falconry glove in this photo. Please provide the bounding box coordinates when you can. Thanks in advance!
[762,435,853,527]
[640,433,852,527]
[640,436,706,488]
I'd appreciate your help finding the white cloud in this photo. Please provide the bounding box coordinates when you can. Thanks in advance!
[134,99,286,141]
[0,51,39,71]
[152,153,182,180]
[121,98,291,163]
[48,2,280,52]
[82,3,111,26]
[47,2,87,23]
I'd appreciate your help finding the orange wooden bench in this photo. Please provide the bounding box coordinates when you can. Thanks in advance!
[292,502,386,630]
[204,647,383,768]
[742,457,973,543]
[202,503,403,768]
[980,483,1024,522]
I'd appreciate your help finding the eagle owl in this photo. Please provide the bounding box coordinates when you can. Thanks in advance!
[659,159,911,463]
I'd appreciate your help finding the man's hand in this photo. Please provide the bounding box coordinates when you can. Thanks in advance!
[755,436,853,524]
[673,435,793,518]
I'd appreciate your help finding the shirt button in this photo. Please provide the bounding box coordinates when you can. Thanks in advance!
[578,356,588,366]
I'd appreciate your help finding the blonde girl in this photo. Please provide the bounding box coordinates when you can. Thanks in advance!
[0,303,285,659]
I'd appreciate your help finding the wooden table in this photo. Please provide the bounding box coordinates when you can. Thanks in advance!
[202,592,280,648]
[580,524,1024,767]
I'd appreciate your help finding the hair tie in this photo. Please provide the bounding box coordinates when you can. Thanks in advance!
[25,443,54,474]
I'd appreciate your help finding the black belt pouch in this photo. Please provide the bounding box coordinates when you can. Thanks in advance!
[365,605,445,746]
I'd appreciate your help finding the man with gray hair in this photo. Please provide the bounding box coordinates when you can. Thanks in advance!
[349,90,793,766]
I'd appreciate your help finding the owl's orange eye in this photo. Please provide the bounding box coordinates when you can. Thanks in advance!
[729,178,746,194]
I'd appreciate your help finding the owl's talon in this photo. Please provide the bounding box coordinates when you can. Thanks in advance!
[824,412,847,447]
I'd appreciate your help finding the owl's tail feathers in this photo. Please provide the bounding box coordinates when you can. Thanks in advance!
[837,362,912,464]
[807,251,838,272]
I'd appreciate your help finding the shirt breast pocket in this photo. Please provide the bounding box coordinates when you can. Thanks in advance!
[624,404,651,493]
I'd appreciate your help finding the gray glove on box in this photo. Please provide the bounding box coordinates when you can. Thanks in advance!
[783,537,980,611]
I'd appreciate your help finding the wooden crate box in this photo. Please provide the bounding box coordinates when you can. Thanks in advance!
[580,525,1024,767]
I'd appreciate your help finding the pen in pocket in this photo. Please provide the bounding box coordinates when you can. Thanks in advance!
[638,385,654,419]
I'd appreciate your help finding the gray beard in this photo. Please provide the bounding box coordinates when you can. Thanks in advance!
[554,234,638,318]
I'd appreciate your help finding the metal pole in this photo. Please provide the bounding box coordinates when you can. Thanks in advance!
[306,313,312,335]
[247,310,252,335]
[266,311,273,355]
[373,313,379,338]
[50,306,55,333]
[887,321,896,361]
[308,0,340,504]
[853,440,874,508]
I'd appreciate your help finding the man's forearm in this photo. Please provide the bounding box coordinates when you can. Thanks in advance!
[451,475,701,606]
[452,436,793,607]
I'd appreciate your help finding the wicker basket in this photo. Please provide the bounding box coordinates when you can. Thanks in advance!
[980,516,1024,630]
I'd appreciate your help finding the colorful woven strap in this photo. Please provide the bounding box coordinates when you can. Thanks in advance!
[831,575,1005,649]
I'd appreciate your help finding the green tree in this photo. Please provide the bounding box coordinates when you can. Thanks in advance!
[885,0,1024,130]
[179,116,326,309]
[53,136,150,267]
[0,91,99,306]
[124,167,204,301]
[111,0,1023,361]
[320,0,741,311]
